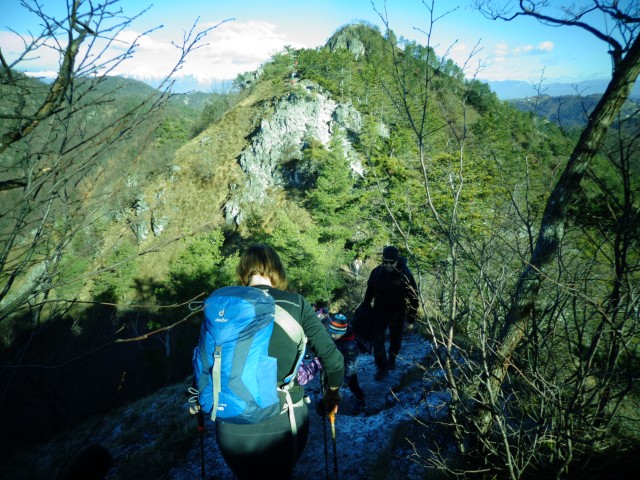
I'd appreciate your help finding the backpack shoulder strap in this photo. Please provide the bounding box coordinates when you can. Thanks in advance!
[274,304,308,385]
[211,345,222,421]
[273,302,308,468]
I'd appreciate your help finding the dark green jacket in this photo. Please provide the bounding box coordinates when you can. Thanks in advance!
[255,285,345,403]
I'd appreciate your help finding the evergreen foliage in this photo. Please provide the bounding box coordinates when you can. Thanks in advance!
[305,130,358,241]
[92,240,140,303]
[2,9,639,479]
[249,207,346,304]
[159,230,237,302]
[191,92,239,137]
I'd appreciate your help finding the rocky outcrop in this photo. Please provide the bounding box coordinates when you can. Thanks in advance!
[234,67,264,90]
[136,78,370,233]
[228,79,363,223]
[129,194,150,242]
[327,25,366,59]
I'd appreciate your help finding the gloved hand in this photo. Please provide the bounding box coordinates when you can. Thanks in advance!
[322,386,342,414]
[187,387,201,414]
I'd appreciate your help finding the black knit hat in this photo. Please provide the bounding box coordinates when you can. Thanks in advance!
[382,245,399,261]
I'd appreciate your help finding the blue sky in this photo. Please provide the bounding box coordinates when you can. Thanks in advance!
[3,0,614,90]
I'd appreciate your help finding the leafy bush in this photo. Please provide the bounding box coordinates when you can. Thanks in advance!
[155,118,190,145]
[92,240,140,303]
[158,230,238,303]
[250,208,347,304]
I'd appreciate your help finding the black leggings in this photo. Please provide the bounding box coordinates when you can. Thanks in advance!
[215,404,309,479]
[372,311,405,370]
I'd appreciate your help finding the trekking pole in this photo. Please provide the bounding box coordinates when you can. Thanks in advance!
[328,408,339,480]
[320,374,330,480]
[197,408,206,480]
[188,387,206,480]
[188,387,206,479]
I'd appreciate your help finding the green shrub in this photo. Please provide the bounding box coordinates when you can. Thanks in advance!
[159,230,238,303]
[92,240,140,303]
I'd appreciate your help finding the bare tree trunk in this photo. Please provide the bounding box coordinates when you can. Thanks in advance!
[477,33,640,434]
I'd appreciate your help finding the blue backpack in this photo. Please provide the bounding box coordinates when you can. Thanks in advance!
[192,286,307,425]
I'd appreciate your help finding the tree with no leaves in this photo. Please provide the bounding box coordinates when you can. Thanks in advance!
[473,0,640,431]
[0,2,226,452]
[445,2,640,478]
[374,0,639,477]
[0,0,224,326]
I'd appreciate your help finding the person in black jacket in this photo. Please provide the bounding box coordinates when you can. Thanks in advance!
[208,244,344,480]
[363,245,419,380]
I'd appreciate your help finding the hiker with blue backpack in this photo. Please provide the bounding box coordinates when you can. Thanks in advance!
[190,243,344,479]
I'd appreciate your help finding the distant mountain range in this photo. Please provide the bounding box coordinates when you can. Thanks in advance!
[483,78,640,100]
[121,74,235,94]
[128,74,640,101]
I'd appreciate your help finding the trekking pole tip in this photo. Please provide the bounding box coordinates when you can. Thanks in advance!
[328,408,337,423]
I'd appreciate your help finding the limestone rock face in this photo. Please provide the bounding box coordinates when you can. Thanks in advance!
[135,78,371,235]
[326,26,366,59]
[129,194,149,242]
[228,80,362,223]
[235,67,264,90]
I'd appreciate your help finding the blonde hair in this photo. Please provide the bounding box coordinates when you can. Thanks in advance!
[236,243,289,290]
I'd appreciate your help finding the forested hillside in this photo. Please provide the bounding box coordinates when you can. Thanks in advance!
[1,1,639,479]
[510,93,640,131]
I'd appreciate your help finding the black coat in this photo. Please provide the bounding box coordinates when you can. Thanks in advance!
[363,264,419,322]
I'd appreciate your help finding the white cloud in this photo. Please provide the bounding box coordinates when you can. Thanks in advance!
[110,20,303,82]
[3,19,303,83]
[514,45,534,55]
[112,30,172,53]
[475,39,557,81]
[0,31,61,72]
[444,41,470,63]
[24,70,58,79]
[441,40,491,77]
[491,40,554,59]
[0,31,25,54]
[537,41,554,52]
[494,42,509,57]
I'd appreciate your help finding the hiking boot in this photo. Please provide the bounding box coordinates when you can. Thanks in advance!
[352,398,366,414]
[375,368,388,381]
[388,357,396,370]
